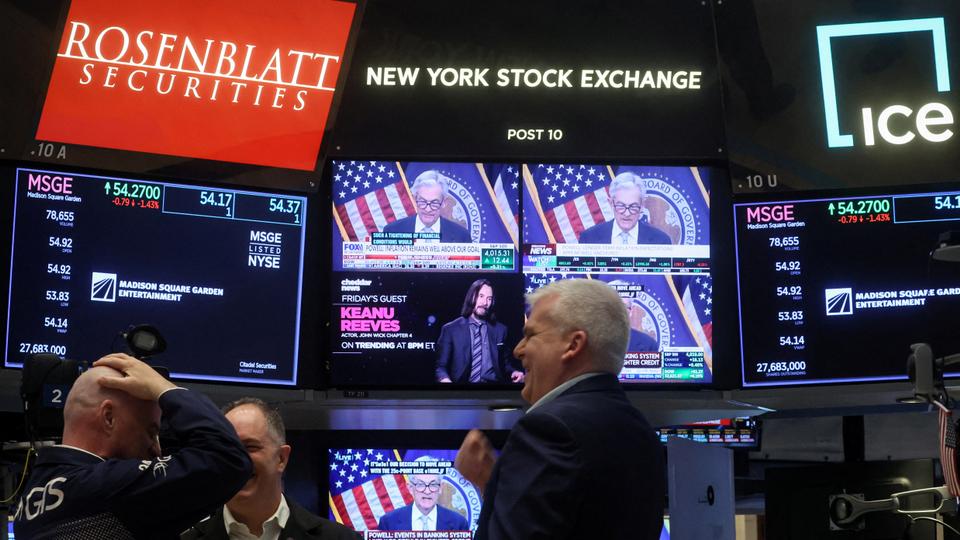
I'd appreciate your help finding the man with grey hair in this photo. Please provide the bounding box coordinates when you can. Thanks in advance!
[383,169,472,243]
[454,278,665,540]
[579,171,672,245]
[182,397,358,540]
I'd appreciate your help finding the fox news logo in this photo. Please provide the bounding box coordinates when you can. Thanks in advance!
[817,18,954,148]
[91,272,117,302]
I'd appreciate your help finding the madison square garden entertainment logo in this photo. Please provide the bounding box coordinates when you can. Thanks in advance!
[825,287,853,316]
[91,272,117,302]
[36,0,356,170]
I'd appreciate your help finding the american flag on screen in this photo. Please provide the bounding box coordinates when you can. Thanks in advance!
[328,448,413,531]
[491,164,520,239]
[332,161,415,242]
[524,163,614,243]
[673,274,713,356]
[940,408,960,496]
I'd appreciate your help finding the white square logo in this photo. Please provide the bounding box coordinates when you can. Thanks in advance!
[91,272,117,302]
[825,288,853,316]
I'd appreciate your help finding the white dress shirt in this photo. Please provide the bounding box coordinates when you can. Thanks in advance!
[223,494,290,540]
[411,504,438,531]
[415,215,441,243]
[610,223,639,244]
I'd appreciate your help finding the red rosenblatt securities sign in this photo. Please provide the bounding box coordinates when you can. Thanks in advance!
[36,0,356,170]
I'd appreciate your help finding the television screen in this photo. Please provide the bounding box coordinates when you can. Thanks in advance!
[522,164,714,384]
[330,160,525,386]
[657,417,759,448]
[332,161,520,273]
[330,272,525,386]
[735,186,960,386]
[5,167,308,385]
[328,448,483,539]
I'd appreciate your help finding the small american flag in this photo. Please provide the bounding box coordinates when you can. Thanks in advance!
[329,448,413,531]
[940,408,960,496]
[524,163,614,243]
[332,161,415,242]
[491,164,520,240]
[674,274,713,354]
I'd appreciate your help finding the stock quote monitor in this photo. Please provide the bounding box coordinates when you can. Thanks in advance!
[330,161,524,386]
[657,417,759,448]
[328,448,483,539]
[5,167,307,385]
[522,164,713,384]
[735,186,960,387]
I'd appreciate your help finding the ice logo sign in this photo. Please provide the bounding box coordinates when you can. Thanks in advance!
[817,18,954,148]
[91,272,117,302]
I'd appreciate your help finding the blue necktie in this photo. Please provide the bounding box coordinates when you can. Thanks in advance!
[470,321,483,382]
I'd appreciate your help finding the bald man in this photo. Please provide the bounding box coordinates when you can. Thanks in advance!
[13,353,252,539]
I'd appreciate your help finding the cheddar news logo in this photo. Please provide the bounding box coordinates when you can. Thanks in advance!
[817,17,954,148]
[36,0,356,170]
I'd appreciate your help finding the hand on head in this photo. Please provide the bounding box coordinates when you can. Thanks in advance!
[62,354,169,459]
[93,353,175,401]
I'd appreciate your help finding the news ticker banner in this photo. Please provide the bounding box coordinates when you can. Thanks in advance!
[332,161,520,272]
[331,0,723,158]
[6,168,307,385]
[525,273,712,383]
[329,448,482,538]
[735,188,960,387]
[33,0,355,170]
[718,1,960,193]
[330,272,525,386]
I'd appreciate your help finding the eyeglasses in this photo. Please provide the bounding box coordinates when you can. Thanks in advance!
[612,202,643,215]
[411,480,442,493]
[415,197,443,211]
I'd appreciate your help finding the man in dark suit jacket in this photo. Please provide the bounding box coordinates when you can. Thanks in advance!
[382,169,472,243]
[436,279,524,384]
[182,398,358,540]
[578,171,671,245]
[455,278,666,540]
[377,503,469,531]
[377,469,469,532]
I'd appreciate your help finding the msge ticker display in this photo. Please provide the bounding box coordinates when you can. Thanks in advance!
[735,187,960,386]
[6,168,307,385]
